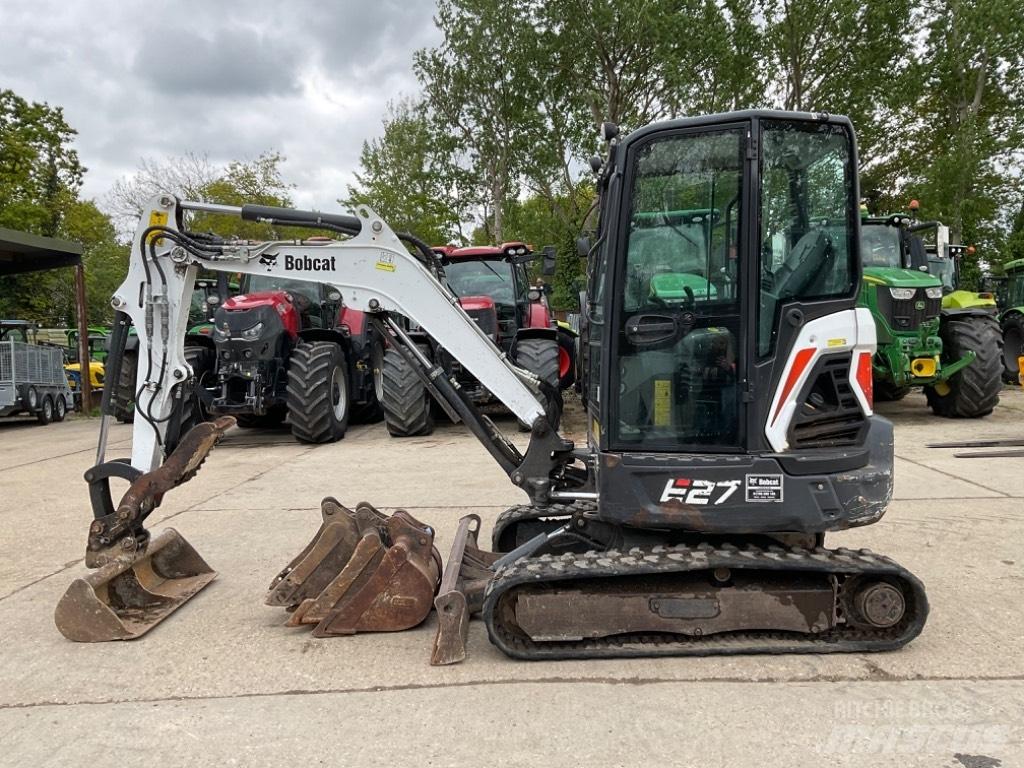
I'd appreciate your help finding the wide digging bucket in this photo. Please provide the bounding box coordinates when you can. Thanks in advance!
[54,528,216,642]
[267,499,440,636]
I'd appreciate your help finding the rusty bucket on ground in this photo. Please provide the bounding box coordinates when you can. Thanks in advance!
[54,418,233,642]
[54,528,216,641]
[267,499,441,636]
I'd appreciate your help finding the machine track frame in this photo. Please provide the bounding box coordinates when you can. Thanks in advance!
[482,541,927,660]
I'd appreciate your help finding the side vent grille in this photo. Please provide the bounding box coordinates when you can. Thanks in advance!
[789,355,867,448]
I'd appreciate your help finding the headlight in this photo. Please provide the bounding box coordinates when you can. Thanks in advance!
[889,288,916,300]
[925,286,943,299]
[240,322,264,340]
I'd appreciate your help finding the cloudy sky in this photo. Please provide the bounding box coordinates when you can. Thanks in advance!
[1,0,442,212]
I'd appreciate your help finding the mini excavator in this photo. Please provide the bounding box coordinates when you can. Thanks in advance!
[55,110,927,662]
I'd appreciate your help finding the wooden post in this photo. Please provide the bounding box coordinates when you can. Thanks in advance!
[74,263,92,411]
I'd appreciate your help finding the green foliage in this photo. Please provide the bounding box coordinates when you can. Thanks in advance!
[192,152,295,240]
[343,100,472,245]
[0,89,84,237]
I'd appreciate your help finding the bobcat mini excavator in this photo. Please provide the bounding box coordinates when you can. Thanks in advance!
[55,110,927,661]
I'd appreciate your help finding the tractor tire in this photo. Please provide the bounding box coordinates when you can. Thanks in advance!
[380,345,434,437]
[352,341,385,424]
[1001,314,1024,384]
[514,337,562,430]
[113,350,137,423]
[174,345,213,439]
[556,328,577,390]
[287,342,350,444]
[37,395,54,425]
[874,379,910,402]
[925,315,1003,418]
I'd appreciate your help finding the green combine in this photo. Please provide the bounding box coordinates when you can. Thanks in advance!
[859,214,1001,417]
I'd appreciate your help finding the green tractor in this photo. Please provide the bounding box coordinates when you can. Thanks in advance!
[922,231,1003,416]
[997,258,1024,383]
[859,213,1001,417]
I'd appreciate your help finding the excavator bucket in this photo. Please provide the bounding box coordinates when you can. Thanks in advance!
[267,499,441,635]
[431,514,500,666]
[54,417,234,642]
[54,529,216,641]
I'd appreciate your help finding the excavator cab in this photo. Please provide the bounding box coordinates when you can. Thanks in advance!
[577,113,883,534]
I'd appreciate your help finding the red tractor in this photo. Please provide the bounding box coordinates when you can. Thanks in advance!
[199,274,382,442]
[378,242,574,436]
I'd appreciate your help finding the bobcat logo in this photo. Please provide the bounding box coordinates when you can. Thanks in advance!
[259,253,278,269]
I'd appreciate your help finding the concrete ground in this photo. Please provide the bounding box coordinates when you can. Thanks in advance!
[1,390,1022,768]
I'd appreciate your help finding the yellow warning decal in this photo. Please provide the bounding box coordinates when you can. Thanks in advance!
[375,251,396,272]
[654,379,671,426]
[826,338,847,347]
[146,210,168,244]
[591,417,601,442]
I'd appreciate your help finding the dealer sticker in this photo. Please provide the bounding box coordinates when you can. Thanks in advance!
[745,474,783,503]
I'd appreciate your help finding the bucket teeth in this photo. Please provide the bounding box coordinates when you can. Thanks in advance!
[267,501,441,635]
[54,528,216,642]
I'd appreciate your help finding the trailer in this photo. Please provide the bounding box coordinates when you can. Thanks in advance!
[0,321,73,424]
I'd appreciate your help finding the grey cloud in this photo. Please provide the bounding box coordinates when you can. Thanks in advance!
[131,27,301,97]
[0,0,443,213]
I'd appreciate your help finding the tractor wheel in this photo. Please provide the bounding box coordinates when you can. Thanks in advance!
[380,345,434,437]
[514,337,562,431]
[352,341,385,424]
[37,395,54,425]
[113,350,137,423]
[556,328,577,390]
[874,379,910,402]
[287,342,350,444]
[173,345,213,440]
[53,394,68,422]
[925,315,1003,418]
[1001,314,1024,384]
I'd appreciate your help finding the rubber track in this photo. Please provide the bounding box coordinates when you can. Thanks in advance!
[482,542,928,660]
[287,342,347,443]
[380,346,433,437]
[491,499,596,552]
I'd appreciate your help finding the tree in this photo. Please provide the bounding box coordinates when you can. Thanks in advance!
[896,0,1024,252]
[0,89,84,236]
[105,152,216,235]
[415,0,541,242]
[763,0,914,167]
[343,99,472,244]
[105,151,296,240]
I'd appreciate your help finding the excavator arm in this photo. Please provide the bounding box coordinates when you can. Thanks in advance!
[57,195,583,643]
[104,196,571,483]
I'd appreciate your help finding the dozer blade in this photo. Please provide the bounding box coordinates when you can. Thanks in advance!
[267,501,441,635]
[56,417,233,642]
[431,514,501,666]
[54,528,216,641]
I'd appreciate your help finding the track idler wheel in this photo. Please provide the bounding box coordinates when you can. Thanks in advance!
[853,581,906,628]
[266,499,441,635]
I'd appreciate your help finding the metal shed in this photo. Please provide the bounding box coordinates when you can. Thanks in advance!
[0,227,92,406]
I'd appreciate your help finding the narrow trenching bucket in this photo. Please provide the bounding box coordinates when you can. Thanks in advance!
[267,499,441,636]
[54,528,216,642]
[431,514,500,666]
